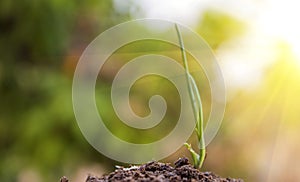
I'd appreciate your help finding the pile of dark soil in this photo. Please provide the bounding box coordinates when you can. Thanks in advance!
[60,157,243,182]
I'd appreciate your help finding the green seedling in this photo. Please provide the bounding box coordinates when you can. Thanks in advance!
[175,24,206,169]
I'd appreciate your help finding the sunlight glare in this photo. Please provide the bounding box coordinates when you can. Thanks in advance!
[258,0,300,64]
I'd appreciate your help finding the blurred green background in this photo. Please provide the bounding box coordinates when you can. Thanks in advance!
[1,0,300,182]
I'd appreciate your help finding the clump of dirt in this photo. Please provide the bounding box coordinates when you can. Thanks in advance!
[60,157,243,182]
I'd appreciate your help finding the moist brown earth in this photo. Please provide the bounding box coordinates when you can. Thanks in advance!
[60,157,243,182]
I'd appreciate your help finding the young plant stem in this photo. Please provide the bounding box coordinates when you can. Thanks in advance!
[175,24,206,169]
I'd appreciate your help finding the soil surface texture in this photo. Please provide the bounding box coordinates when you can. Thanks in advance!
[60,157,243,182]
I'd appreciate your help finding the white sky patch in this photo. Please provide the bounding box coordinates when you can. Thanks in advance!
[256,0,300,62]
[217,32,277,91]
[128,0,209,27]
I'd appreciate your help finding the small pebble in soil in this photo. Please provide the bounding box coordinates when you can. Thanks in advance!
[59,176,69,182]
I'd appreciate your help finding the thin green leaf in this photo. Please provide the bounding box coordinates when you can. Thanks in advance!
[175,23,206,169]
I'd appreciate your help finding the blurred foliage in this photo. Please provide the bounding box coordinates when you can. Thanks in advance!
[0,0,130,181]
[197,10,245,49]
